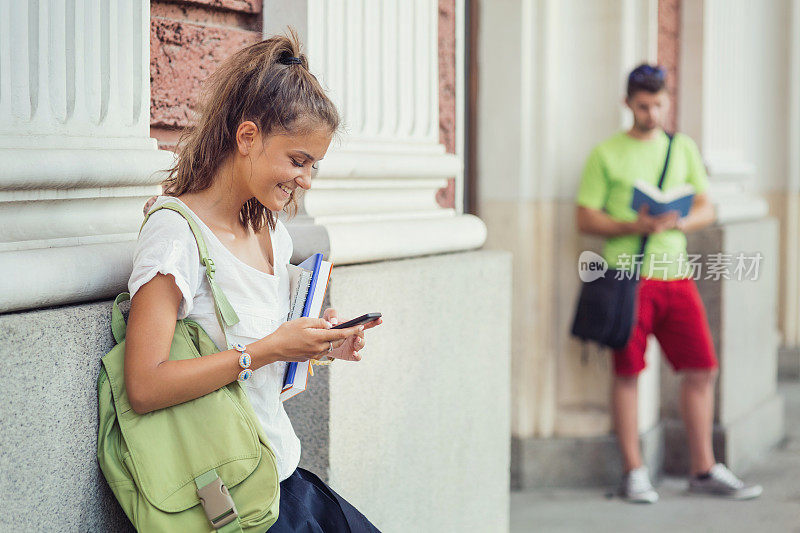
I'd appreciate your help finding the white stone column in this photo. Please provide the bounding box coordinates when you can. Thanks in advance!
[785,0,800,347]
[491,0,659,440]
[678,0,770,223]
[0,0,173,312]
[265,0,485,265]
[780,0,800,375]
[664,0,787,470]
[480,0,663,488]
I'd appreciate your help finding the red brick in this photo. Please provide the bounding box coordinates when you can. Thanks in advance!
[150,18,261,130]
[151,2,261,32]
[658,0,681,132]
[170,0,261,14]
[438,0,457,156]
[436,0,457,208]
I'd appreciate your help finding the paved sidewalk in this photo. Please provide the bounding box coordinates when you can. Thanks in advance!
[511,383,800,533]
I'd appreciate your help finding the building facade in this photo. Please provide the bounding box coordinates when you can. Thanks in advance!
[0,1,511,531]
[3,0,798,529]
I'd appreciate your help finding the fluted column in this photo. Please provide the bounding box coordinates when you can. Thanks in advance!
[266,0,485,265]
[678,0,769,222]
[0,0,173,312]
[782,0,800,371]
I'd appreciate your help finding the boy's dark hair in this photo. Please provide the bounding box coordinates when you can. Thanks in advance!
[626,64,666,98]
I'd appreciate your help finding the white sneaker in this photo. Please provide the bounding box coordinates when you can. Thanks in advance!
[620,466,659,503]
[688,463,763,500]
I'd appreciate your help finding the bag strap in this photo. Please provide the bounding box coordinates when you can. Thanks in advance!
[636,132,675,264]
[111,293,131,344]
[141,202,241,347]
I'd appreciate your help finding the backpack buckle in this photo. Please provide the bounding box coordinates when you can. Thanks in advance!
[197,476,238,529]
[203,257,216,276]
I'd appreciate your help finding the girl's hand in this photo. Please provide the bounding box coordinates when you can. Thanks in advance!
[322,308,383,362]
[267,317,364,363]
[143,196,158,216]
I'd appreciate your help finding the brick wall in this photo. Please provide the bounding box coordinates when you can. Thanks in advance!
[150,0,459,156]
[658,0,681,133]
[438,0,457,155]
[436,0,457,207]
[150,0,263,150]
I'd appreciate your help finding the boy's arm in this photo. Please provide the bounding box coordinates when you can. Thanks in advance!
[674,192,715,233]
[577,204,679,237]
[575,147,673,238]
[576,206,636,237]
[677,136,715,232]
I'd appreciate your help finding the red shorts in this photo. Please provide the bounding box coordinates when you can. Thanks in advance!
[612,277,718,376]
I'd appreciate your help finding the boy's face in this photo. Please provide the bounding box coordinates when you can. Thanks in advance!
[244,124,333,212]
[625,90,669,133]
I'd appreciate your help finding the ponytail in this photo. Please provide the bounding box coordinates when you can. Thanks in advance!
[163,28,339,232]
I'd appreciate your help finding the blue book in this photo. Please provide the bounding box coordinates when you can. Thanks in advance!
[299,254,326,318]
[631,180,695,217]
[281,253,333,401]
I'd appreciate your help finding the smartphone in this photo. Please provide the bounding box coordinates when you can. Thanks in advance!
[331,313,382,329]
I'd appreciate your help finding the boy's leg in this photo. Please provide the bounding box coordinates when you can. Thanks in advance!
[653,278,719,473]
[611,279,659,472]
[612,370,659,503]
[680,369,717,476]
[653,279,761,499]
[612,373,642,472]
[611,280,661,503]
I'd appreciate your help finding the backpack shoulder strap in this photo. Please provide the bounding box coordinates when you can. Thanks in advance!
[656,132,675,190]
[111,292,131,344]
[636,132,676,265]
[142,202,240,336]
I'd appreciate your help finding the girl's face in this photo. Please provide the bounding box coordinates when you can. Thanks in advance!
[242,124,333,212]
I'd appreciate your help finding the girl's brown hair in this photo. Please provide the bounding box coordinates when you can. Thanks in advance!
[163,29,339,232]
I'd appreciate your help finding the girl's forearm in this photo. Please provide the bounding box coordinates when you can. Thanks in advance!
[128,335,280,414]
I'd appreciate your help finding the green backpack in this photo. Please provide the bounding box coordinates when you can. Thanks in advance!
[97,202,280,532]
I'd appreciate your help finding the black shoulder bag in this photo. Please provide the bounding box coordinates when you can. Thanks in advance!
[570,133,674,349]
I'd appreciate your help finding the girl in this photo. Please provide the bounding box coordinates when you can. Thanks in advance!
[126,32,382,531]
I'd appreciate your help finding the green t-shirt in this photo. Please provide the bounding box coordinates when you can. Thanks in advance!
[576,131,709,281]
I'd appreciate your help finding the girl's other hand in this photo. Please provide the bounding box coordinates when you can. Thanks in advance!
[143,196,158,216]
[322,308,383,362]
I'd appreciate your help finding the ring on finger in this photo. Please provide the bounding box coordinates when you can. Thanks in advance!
[328,341,333,353]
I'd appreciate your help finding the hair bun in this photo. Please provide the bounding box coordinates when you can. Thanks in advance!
[278,54,303,66]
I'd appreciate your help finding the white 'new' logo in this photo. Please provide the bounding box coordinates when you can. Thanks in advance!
[578,251,608,282]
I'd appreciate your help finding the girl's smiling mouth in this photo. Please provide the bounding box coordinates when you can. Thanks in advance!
[277,183,292,197]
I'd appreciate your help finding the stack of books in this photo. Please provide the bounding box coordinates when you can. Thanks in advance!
[281,253,332,402]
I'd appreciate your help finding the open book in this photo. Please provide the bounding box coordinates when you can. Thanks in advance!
[631,180,695,218]
[281,253,332,402]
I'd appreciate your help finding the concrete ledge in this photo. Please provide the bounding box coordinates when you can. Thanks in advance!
[778,346,800,380]
[663,394,785,475]
[284,364,332,480]
[323,250,512,532]
[724,394,785,472]
[0,300,133,532]
[0,249,512,532]
[511,424,664,489]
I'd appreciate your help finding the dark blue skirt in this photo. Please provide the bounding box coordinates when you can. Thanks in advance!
[268,468,381,533]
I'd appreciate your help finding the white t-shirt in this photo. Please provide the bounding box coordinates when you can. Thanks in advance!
[128,195,301,481]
